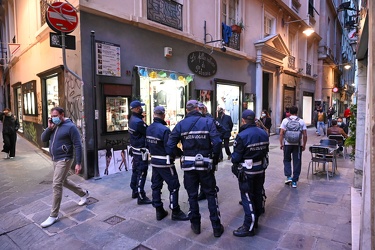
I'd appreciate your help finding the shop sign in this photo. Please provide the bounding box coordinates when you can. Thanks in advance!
[187,51,217,77]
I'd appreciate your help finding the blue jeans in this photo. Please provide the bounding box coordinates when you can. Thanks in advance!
[317,121,325,136]
[283,145,302,182]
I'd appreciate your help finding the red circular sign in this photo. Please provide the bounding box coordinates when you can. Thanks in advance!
[46,2,78,34]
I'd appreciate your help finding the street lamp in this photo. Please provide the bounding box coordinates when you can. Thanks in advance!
[344,63,352,70]
[283,18,315,36]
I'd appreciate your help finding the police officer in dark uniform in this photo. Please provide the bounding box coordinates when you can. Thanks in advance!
[167,100,224,237]
[231,109,269,237]
[146,106,189,221]
[128,100,152,205]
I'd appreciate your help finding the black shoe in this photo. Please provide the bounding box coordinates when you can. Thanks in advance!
[171,209,189,221]
[156,207,168,221]
[239,200,242,205]
[191,223,201,234]
[197,192,206,201]
[233,225,255,237]
[215,186,220,193]
[213,224,224,237]
[137,196,152,205]
[131,192,138,199]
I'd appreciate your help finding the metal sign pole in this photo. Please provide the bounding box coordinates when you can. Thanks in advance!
[61,32,88,179]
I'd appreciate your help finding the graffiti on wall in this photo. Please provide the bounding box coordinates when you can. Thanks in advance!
[37,92,43,124]
[105,138,128,147]
[23,121,38,145]
[64,71,83,127]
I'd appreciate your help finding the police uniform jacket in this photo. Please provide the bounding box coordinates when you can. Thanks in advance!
[128,112,147,149]
[146,117,180,167]
[167,110,222,171]
[231,123,269,173]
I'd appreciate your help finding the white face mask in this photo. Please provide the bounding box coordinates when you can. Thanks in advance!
[337,122,342,126]
[261,113,266,117]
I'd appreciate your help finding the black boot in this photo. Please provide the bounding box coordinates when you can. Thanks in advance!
[171,208,189,221]
[213,224,224,237]
[197,191,206,201]
[191,223,201,234]
[233,225,255,237]
[156,206,168,221]
[131,191,138,199]
[138,195,152,205]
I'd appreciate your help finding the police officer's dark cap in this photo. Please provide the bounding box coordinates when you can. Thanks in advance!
[242,109,255,120]
[186,100,199,109]
[130,100,145,109]
[154,106,165,114]
[198,102,205,108]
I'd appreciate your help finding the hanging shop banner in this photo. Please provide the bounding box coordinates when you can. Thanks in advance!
[187,51,217,77]
[96,41,121,77]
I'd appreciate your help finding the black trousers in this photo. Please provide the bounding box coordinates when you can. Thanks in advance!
[130,155,148,197]
[238,172,265,229]
[151,166,181,209]
[2,132,17,157]
[219,138,231,159]
[184,170,221,229]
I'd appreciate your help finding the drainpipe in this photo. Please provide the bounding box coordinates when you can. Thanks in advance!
[61,32,88,179]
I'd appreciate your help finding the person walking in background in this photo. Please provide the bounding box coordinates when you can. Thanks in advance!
[279,106,307,188]
[344,106,352,125]
[146,106,189,221]
[231,109,269,237]
[316,107,326,136]
[128,100,152,205]
[327,106,335,128]
[260,110,272,135]
[313,107,319,134]
[167,100,224,238]
[282,107,291,120]
[0,108,19,159]
[216,107,233,160]
[40,107,89,228]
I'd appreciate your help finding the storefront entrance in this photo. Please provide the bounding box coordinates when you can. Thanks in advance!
[216,83,241,137]
[138,67,193,129]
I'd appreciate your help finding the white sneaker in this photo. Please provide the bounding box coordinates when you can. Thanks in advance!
[4,153,9,159]
[78,190,89,206]
[41,216,59,228]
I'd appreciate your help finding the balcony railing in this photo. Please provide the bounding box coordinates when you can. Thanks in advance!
[228,32,240,51]
[306,63,312,75]
[288,56,296,69]
[147,0,183,31]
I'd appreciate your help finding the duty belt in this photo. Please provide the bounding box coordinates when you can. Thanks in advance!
[151,155,171,164]
[244,169,265,175]
[240,161,262,167]
[131,146,147,155]
[183,156,211,162]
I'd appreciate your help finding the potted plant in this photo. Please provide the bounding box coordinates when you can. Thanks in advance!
[231,20,245,34]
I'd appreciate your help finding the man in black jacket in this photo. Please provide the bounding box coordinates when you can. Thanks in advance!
[0,108,19,159]
[216,107,233,160]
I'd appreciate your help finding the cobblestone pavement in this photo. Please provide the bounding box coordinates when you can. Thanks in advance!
[0,124,353,250]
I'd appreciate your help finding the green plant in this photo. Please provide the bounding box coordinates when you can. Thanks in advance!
[237,19,245,30]
[344,104,356,160]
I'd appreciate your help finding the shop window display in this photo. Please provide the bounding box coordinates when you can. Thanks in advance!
[216,84,240,138]
[105,96,129,132]
[139,68,192,129]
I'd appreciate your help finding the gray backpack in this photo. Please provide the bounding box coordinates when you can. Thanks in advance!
[284,117,302,143]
